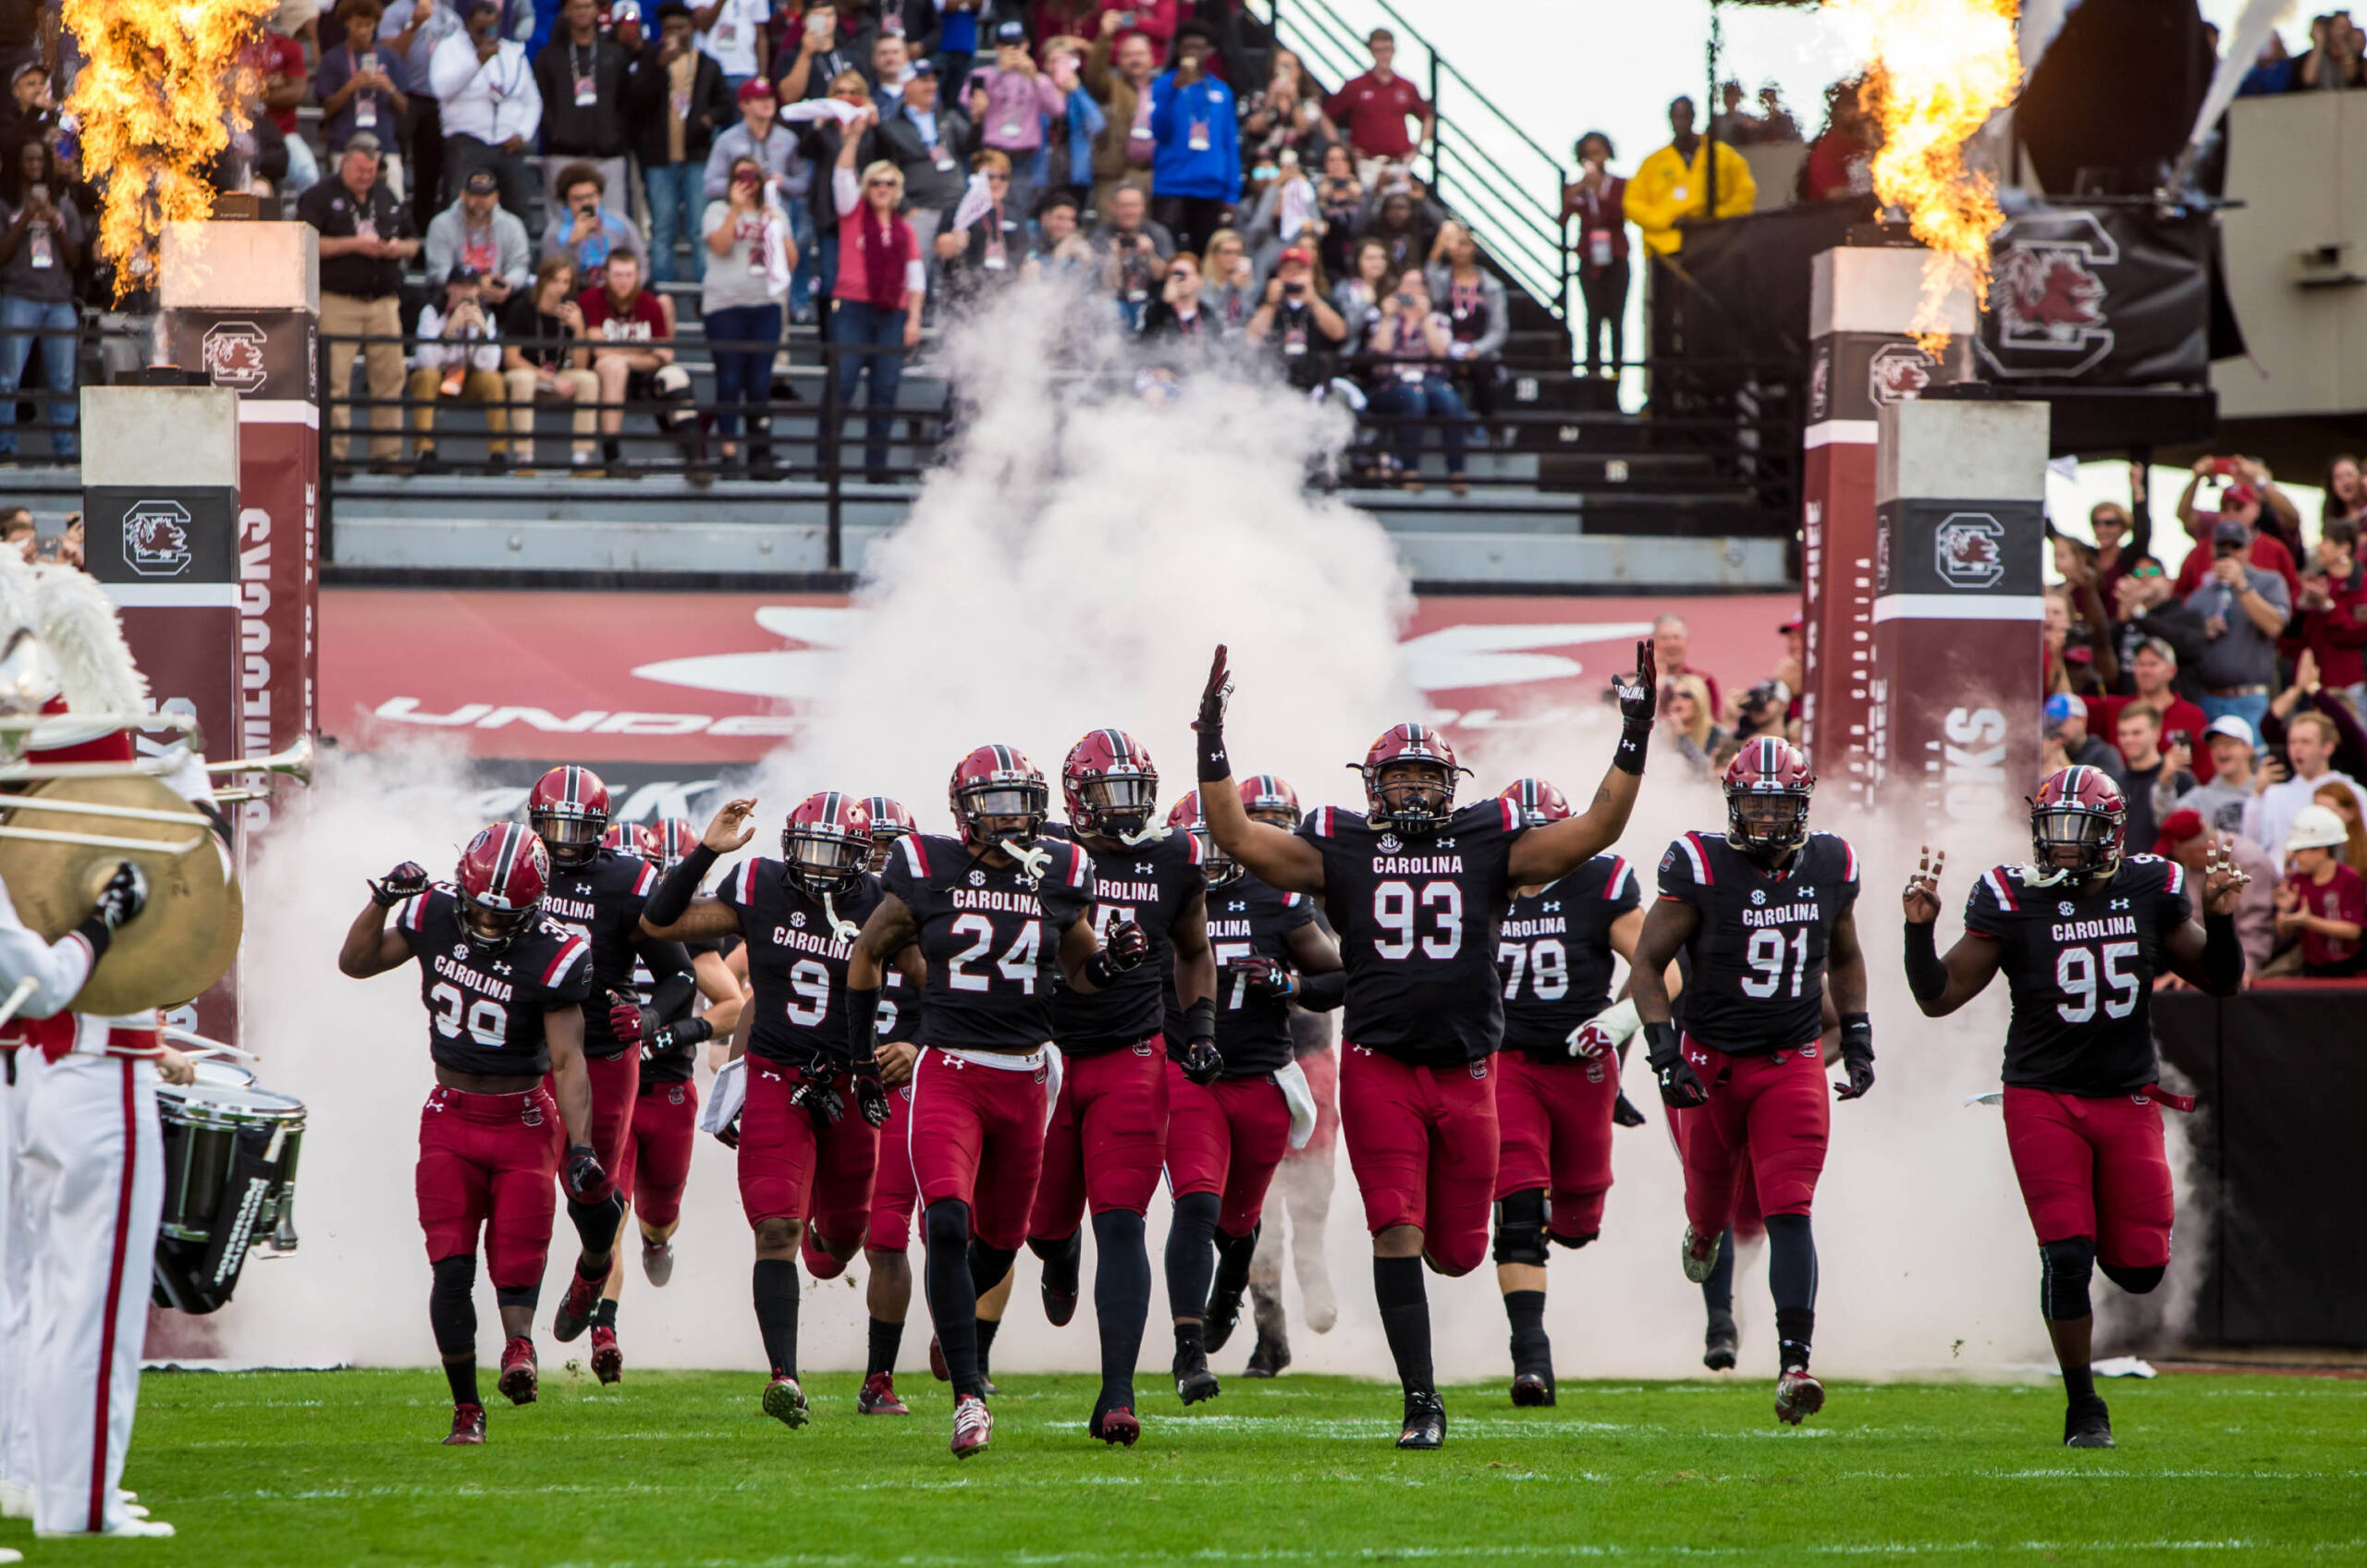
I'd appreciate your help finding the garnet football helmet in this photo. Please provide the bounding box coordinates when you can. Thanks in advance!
[1499,777,1572,828]
[1240,773,1301,829]
[781,791,872,896]
[949,744,1049,848]
[1064,729,1160,839]
[528,765,610,869]
[600,821,661,861]
[455,822,551,951]
[656,816,700,870]
[859,795,915,872]
[1722,737,1815,861]
[1167,790,1239,887]
[1356,723,1469,835]
[2028,765,2127,886]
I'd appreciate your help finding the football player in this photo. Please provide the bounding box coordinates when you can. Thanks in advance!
[861,795,917,872]
[1490,778,1662,1406]
[641,791,914,1427]
[526,766,700,1383]
[337,825,604,1445]
[1903,766,2246,1449]
[1160,790,1342,1402]
[1190,643,1657,1448]
[1629,738,1870,1427]
[1026,731,1217,1444]
[844,745,1151,1458]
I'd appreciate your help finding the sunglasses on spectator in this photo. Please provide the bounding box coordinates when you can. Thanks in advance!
[865,177,899,188]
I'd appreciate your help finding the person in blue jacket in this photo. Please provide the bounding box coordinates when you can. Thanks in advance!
[1148,21,1238,258]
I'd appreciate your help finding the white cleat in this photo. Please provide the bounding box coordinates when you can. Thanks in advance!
[38,1516,175,1538]
[1302,1273,1338,1334]
[1681,1224,1721,1284]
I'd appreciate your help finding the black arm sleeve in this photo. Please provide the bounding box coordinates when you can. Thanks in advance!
[845,982,881,1060]
[1294,969,1346,1011]
[1904,920,1949,1004]
[2201,911,2244,996]
[638,938,699,1022]
[72,913,112,964]
[643,845,717,928]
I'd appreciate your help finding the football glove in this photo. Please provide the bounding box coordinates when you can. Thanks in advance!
[562,1143,607,1202]
[1180,1037,1223,1086]
[368,860,431,909]
[1835,1013,1876,1101]
[1238,954,1298,998]
[1645,1021,1709,1110]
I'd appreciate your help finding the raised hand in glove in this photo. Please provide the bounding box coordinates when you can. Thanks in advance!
[1181,1037,1224,1085]
[369,860,431,908]
[855,1072,891,1129]
[1195,643,1233,781]
[92,862,147,930]
[1645,1022,1709,1109]
[563,1142,607,1202]
[607,990,653,1045]
[1085,920,1151,987]
[1610,640,1659,775]
[1238,954,1298,998]
[1612,1091,1647,1128]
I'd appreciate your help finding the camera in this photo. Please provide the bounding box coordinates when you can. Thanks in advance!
[1283,279,1306,298]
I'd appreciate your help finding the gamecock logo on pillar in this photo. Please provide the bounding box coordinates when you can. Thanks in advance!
[1868,342,1936,406]
[202,321,271,395]
[1933,513,2005,590]
[123,500,194,578]
[1980,212,2117,380]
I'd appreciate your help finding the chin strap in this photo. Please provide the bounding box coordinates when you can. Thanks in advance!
[1117,821,1170,846]
[822,890,862,944]
[1001,838,1052,882]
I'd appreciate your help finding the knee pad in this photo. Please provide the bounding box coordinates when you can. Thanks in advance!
[1092,1207,1146,1247]
[2039,1236,2097,1321]
[1172,1192,1221,1235]
[967,1240,1017,1293]
[1549,1229,1598,1251]
[1490,1188,1550,1268]
[568,1192,626,1247]
[923,1198,973,1253]
[494,1284,539,1314]
[428,1256,476,1354]
[2100,1260,2165,1297]
[1026,1230,1080,1264]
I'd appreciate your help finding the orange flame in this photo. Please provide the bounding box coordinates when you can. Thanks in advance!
[1828,0,2024,349]
[64,0,276,296]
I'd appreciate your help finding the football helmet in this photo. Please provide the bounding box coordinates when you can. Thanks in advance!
[601,821,661,861]
[1356,723,1469,835]
[1722,738,1815,862]
[1240,773,1301,829]
[455,822,550,951]
[949,744,1049,848]
[528,765,610,869]
[2028,765,2127,885]
[860,795,916,872]
[1063,729,1160,839]
[1499,777,1572,828]
[1167,790,1239,887]
[781,791,873,896]
[656,816,700,871]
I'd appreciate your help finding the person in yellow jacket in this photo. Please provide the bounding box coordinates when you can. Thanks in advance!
[1625,96,1756,256]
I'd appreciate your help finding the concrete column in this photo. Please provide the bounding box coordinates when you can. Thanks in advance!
[1868,396,2049,831]
[1798,245,1975,803]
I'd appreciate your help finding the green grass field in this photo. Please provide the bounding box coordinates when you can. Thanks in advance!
[14,1368,2363,1565]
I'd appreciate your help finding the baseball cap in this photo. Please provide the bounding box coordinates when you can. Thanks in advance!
[2203,714,2256,748]
[344,130,383,156]
[737,76,775,103]
[2044,692,2085,724]
[1278,244,1315,267]
[448,264,483,284]
[2287,803,2350,853]
[994,18,1026,43]
[1779,615,1803,634]
[2212,518,2250,548]
[461,167,499,193]
[908,57,937,76]
[2153,808,2206,853]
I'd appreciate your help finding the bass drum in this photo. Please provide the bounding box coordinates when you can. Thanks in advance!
[152,1080,304,1316]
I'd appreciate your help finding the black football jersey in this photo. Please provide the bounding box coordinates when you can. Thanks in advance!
[1049,824,1207,1057]
[542,848,679,1060]
[1965,856,2193,1096]
[1657,829,1859,1055]
[1499,853,1640,1060]
[715,858,887,1067]
[1298,797,1527,1065]
[882,831,1097,1051]
[395,887,593,1077]
[1164,873,1321,1078]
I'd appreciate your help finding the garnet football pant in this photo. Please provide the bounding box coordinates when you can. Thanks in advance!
[738,1060,879,1243]
[1028,1041,1169,1240]
[19,1054,162,1536]
[416,1084,566,1288]
[864,1077,921,1253]
[2002,1086,2174,1270]
[1673,1036,1828,1237]
[581,1049,641,1203]
[1164,1062,1293,1237]
[907,1047,1049,1253]
[1492,1050,1618,1243]
[623,1081,698,1230]
[1283,1043,1340,1161]
[1337,1044,1501,1276]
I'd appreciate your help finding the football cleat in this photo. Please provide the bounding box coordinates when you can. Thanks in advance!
[857,1371,910,1415]
[801,1225,849,1281]
[1397,1391,1446,1450]
[1681,1224,1722,1284]
[590,1325,622,1385]
[641,1239,674,1288]
[1774,1369,1825,1426]
[1243,1331,1290,1378]
[497,1336,538,1405]
[2065,1399,2116,1449]
[951,1393,993,1458]
[1301,1273,1338,1334]
[443,1403,487,1446]
[1173,1342,1220,1405]
[1510,1372,1555,1408]
[763,1375,810,1429]
[1039,1231,1083,1327]
[553,1267,603,1342]
[928,1334,950,1381]
[1203,1280,1247,1354]
[1703,1310,1739,1372]
[1091,1404,1141,1446]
